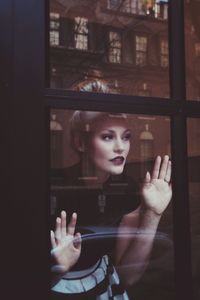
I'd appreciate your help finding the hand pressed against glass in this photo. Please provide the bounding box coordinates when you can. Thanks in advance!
[51,211,81,273]
[141,155,172,215]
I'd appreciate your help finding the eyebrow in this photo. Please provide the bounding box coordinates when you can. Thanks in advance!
[100,129,131,133]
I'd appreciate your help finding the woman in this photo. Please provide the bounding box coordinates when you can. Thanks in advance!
[50,109,172,299]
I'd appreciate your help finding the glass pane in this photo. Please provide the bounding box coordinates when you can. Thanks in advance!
[49,109,175,299]
[185,0,200,101]
[49,0,170,98]
[187,118,200,299]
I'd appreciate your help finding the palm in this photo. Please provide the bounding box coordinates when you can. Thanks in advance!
[51,211,81,273]
[51,235,81,272]
[141,156,172,215]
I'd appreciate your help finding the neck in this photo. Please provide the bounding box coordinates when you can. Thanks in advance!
[80,157,109,187]
[81,168,110,188]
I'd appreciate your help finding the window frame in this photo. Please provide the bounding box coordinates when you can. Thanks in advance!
[3,0,200,299]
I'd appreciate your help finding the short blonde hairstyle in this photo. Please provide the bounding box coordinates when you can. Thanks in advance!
[69,111,128,152]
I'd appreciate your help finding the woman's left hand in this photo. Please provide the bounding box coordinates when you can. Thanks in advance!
[141,155,172,216]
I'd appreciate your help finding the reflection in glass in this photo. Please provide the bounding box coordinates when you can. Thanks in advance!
[187,118,200,299]
[74,17,89,50]
[49,0,169,97]
[136,36,147,66]
[50,12,60,46]
[185,0,200,101]
[50,109,174,299]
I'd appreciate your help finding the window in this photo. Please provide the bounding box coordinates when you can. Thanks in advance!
[155,1,168,20]
[135,35,147,66]
[107,0,145,15]
[107,0,121,10]
[107,0,168,19]
[195,43,200,57]
[108,31,122,63]
[5,1,200,300]
[121,0,137,14]
[50,12,60,46]
[74,17,88,50]
[160,39,169,67]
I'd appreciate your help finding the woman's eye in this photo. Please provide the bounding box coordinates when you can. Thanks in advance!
[101,134,113,141]
[123,133,131,141]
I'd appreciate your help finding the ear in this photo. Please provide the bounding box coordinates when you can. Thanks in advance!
[73,134,85,152]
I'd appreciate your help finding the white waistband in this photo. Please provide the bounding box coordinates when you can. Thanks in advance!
[62,258,102,279]
[52,255,109,294]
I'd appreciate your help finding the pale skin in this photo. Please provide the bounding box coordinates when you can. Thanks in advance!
[115,155,172,285]
[51,212,81,274]
[51,119,172,286]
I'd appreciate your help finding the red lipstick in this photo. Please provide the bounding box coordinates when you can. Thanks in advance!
[110,156,124,165]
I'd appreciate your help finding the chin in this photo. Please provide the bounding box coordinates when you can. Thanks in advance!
[109,166,124,175]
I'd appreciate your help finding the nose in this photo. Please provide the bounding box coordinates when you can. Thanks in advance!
[113,137,125,153]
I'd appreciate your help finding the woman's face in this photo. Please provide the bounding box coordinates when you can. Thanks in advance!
[88,118,131,176]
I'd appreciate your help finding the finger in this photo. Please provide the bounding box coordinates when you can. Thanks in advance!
[61,210,67,237]
[73,232,82,250]
[151,156,161,179]
[159,155,169,180]
[55,217,61,241]
[50,230,57,249]
[143,171,151,184]
[67,212,77,236]
[165,160,172,183]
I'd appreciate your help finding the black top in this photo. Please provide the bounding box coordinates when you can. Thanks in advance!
[51,163,140,270]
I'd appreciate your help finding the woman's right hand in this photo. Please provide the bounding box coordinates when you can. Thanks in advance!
[50,211,81,273]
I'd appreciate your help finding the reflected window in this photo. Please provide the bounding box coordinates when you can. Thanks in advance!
[107,0,168,18]
[74,17,88,50]
[195,42,200,57]
[160,39,169,67]
[50,12,60,46]
[107,0,145,15]
[136,35,147,66]
[155,0,168,20]
[121,0,137,14]
[50,113,63,168]
[108,31,122,63]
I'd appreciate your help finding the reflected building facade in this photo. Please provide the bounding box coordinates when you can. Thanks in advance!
[49,0,170,98]
[49,0,200,101]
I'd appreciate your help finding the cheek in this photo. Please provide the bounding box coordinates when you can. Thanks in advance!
[94,141,111,158]
[90,139,107,158]
[125,142,130,154]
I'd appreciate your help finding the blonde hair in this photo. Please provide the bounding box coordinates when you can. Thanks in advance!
[70,80,126,151]
[69,111,128,152]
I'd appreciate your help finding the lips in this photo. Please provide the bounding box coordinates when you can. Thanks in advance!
[110,156,125,165]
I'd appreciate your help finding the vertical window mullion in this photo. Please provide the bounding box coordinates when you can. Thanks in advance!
[169,0,193,299]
